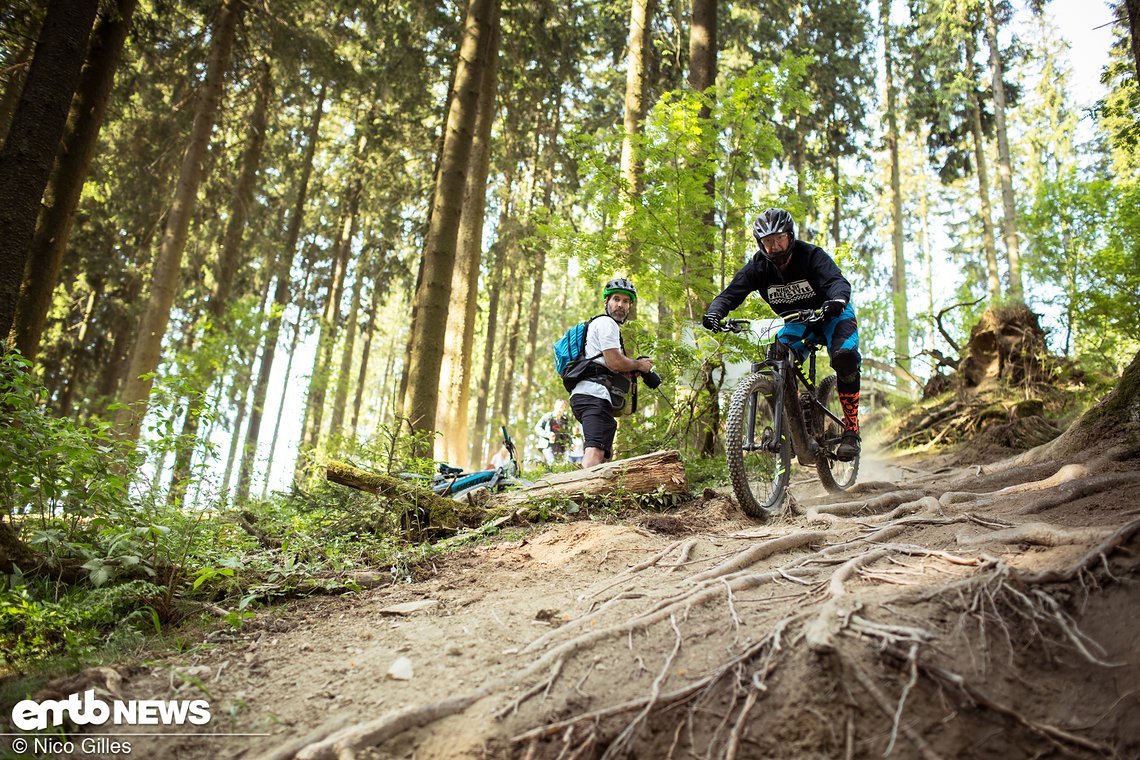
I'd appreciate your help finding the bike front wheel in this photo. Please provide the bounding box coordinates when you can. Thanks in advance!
[814,374,859,492]
[725,372,791,518]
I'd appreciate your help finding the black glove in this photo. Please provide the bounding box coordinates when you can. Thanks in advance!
[702,312,726,332]
[820,299,846,321]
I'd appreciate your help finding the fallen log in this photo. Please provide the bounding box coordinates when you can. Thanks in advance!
[487,450,689,509]
[325,461,487,530]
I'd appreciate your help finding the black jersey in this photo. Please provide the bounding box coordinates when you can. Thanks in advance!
[707,240,851,318]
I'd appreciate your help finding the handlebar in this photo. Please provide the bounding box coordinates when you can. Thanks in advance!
[718,308,825,334]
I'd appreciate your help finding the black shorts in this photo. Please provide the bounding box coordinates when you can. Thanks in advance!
[569,394,617,459]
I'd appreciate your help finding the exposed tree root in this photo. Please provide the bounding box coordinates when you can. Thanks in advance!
[799,489,926,519]
[956,522,1112,548]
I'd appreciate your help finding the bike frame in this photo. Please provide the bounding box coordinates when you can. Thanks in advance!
[741,333,845,467]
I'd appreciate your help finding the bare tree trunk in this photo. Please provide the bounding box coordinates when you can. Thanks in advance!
[404,0,500,448]
[495,278,524,432]
[965,37,1001,302]
[11,0,137,360]
[113,0,242,440]
[351,276,380,436]
[236,83,325,502]
[0,29,40,143]
[982,0,1022,300]
[169,57,272,502]
[617,0,656,266]
[437,5,501,468]
[329,256,365,439]
[220,349,254,498]
[470,241,507,468]
[882,0,910,373]
[0,0,99,344]
[300,203,359,453]
[261,306,304,499]
[1126,0,1140,77]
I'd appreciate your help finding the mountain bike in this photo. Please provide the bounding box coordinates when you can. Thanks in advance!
[407,427,530,502]
[720,310,859,518]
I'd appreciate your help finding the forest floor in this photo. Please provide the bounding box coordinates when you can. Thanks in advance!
[23,438,1140,759]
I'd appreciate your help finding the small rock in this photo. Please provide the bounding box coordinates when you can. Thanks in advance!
[446,646,464,657]
[387,656,414,681]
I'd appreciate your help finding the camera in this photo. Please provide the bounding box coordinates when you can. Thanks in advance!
[641,370,662,389]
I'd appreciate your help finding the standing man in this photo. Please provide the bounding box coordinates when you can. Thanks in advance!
[534,399,571,466]
[702,209,862,461]
[568,278,654,468]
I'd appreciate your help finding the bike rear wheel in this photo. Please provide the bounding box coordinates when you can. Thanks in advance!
[726,372,791,518]
[814,374,859,492]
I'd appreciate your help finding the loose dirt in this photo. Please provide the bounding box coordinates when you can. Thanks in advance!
[22,441,1140,759]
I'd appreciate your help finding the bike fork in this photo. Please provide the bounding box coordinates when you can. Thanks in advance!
[745,362,785,453]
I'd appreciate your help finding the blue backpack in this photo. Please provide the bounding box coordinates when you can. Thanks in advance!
[554,315,617,391]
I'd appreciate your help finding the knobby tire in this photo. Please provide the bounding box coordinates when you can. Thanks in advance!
[726,372,791,518]
[814,374,859,493]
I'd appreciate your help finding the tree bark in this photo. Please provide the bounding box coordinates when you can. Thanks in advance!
[470,240,507,469]
[1127,0,1140,78]
[11,0,137,360]
[404,0,500,446]
[965,37,1001,303]
[113,0,242,440]
[495,271,524,432]
[982,0,1022,300]
[882,0,910,374]
[329,255,366,439]
[351,274,381,436]
[617,0,656,266]
[437,5,501,469]
[236,83,325,502]
[487,450,689,509]
[0,0,99,344]
[300,200,359,453]
[0,28,41,144]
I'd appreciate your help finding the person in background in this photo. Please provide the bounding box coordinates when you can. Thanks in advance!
[534,399,571,466]
[567,278,654,468]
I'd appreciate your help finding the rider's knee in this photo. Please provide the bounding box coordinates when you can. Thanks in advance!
[831,350,861,383]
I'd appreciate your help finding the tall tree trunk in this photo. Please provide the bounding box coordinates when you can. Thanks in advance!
[168,57,271,502]
[495,278,524,431]
[882,0,910,374]
[404,0,500,446]
[0,30,41,143]
[1127,0,1140,78]
[965,37,1001,303]
[113,0,242,441]
[436,5,501,468]
[687,0,717,317]
[351,276,380,436]
[617,0,656,265]
[220,349,253,498]
[982,0,1022,300]
[0,0,99,344]
[329,256,365,439]
[236,83,325,502]
[470,240,507,468]
[300,202,359,453]
[262,301,305,498]
[11,0,137,360]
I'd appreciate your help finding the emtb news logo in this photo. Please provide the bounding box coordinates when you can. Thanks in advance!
[11,689,211,731]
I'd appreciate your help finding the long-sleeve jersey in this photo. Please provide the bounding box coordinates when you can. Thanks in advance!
[706,241,851,318]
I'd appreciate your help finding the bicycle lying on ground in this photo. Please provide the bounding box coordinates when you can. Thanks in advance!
[407,427,530,502]
[717,310,860,518]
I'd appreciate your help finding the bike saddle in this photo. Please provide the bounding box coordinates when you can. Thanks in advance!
[438,463,464,476]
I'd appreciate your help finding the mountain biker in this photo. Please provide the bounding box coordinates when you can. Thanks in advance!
[568,278,654,469]
[702,209,862,461]
[535,399,571,466]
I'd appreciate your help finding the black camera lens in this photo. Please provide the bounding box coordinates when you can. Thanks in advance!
[642,370,662,389]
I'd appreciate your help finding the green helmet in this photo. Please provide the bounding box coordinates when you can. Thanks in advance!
[602,277,637,302]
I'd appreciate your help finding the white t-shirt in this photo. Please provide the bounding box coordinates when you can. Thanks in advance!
[570,315,623,401]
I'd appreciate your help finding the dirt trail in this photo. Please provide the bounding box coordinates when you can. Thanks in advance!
[59,445,1140,758]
